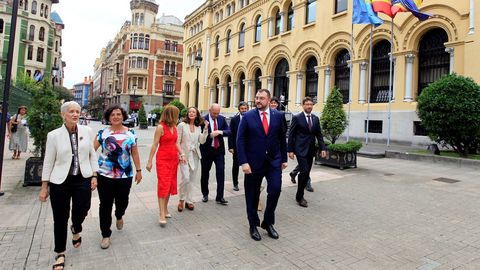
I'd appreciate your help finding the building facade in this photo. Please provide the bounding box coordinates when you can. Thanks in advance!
[73,76,92,108]
[0,0,64,84]
[94,0,184,113]
[181,0,479,145]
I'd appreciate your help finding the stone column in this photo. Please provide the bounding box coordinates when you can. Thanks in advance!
[295,72,303,105]
[232,82,238,107]
[404,54,415,102]
[470,0,475,35]
[209,87,214,105]
[279,12,285,33]
[204,35,210,85]
[267,76,273,92]
[347,61,353,103]
[220,85,225,107]
[247,80,253,104]
[445,47,455,74]
[323,67,332,103]
[314,66,321,104]
[359,62,368,104]
[268,17,273,37]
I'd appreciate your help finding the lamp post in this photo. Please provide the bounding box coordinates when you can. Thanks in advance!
[194,55,203,107]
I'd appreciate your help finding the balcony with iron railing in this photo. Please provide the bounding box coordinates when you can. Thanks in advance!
[156,49,182,59]
[161,70,179,77]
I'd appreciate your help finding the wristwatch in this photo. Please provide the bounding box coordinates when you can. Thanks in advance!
[136,169,142,172]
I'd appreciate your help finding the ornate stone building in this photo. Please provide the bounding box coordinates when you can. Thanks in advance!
[94,0,184,113]
[181,0,479,144]
[0,0,64,84]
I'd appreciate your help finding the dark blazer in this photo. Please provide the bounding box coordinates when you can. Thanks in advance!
[200,114,231,155]
[287,112,326,157]
[228,114,241,151]
[236,108,287,172]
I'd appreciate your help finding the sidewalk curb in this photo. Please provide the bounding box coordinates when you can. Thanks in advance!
[385,150,480,169]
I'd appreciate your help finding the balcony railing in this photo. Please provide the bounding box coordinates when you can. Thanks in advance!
[162,70,179,77]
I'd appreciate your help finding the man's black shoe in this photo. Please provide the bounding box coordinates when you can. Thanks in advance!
[305,181,314,192]
[289,172,296,184]
[249,226,261,241]
[260,222,279,239]
[233,185,239,191]
[202,196,208,203]
[297,198,308,208]
[216,198,228,205]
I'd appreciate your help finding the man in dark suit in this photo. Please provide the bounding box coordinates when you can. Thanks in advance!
[237,89,288,241]
[288,97,327,208]
[200,103,231,205]
[228,101,249,192]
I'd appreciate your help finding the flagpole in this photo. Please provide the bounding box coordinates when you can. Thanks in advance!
[387,17,394,147]
[347,23,354,142]
[365,24,373,145]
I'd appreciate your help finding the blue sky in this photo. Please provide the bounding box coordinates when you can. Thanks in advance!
[54,0,204,88]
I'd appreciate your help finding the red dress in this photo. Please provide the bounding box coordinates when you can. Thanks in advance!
[156,122,179,198]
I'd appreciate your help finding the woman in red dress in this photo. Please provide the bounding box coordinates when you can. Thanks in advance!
[146,105,186,227]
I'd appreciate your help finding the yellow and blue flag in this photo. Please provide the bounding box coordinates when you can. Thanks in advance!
[353,0,384,27]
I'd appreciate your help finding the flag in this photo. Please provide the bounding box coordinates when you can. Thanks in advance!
[391,0,431,21]
[353,0,384,27]
[372,0,393,17]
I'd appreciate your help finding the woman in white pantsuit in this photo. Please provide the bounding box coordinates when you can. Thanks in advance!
[176,107,208,212]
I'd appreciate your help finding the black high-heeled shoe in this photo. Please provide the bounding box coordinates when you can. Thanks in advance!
[70,225,82,248]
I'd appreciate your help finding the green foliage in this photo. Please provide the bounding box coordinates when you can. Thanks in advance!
[150,106,163,117]
[138,104,148,126]
[320,86,348,144]
[168,99,187,117]
[27,81,63,157]
[417,74,480,156]
[180,107,188,118]
[14,71,38,92]
[53,85,74,101]
[326,140,363,153]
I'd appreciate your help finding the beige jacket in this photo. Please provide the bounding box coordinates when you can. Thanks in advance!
[177,122,207,170]
[42,125,99,184]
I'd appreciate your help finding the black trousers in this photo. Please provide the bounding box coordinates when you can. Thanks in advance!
[244,161,282,227]
[291,164,312,182]
[296,153,315,202]
[97,175,133,238]
[200,149,225,200]
[49,174,92,253]
[232,153,239,187]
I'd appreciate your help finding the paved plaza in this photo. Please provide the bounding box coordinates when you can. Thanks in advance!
[0,122,479,270]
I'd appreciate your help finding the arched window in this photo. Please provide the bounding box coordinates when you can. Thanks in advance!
[274,58,290,110]
[31,1,37,14]
[140,13,144,25]
[44,5,48,18]
[24,0,28,11]
[239,72,246,101]
[40,3,43,16]
[255,16,262,43]
[238,23,245,49]
[145,35,150,50]
[226,30,231,53]
[138,34,144,50]
[274,10,281,35]
[306,0,316,24]
[334,49,351,104]
[215,78,220,103]
[215,36,220,57]
[287,3,294,31]
[36,47,44,62]
[28,25,35,41]
[225,75,232,108]
[27,45,33,60]
[0,19,3,34]
[255,68,262,91]
[371,40,392,103]
[133,33,138,49]
[418,28,450,97]
[215,12,219,23]
[305,57,318,100]
[226,4,231,16]
[39,27,45,41]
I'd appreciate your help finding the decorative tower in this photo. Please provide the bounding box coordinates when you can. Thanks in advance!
[130,0,158,27]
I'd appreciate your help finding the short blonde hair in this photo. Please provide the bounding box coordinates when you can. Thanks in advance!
[160,105,179,127]
[61,101,81,114]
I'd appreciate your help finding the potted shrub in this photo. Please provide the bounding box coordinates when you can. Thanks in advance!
[316,86,362,170]
[138,104,148,129]
[24,80,63,186]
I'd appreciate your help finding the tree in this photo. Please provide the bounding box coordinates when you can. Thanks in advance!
[53,85,74,101]
[138,103,148,128]
[320,86,347,144]
[169,99,187,117]
[417,74,480,156]
[28,81,63,157]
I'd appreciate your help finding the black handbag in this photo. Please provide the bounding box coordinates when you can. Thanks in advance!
[10,115,18,133]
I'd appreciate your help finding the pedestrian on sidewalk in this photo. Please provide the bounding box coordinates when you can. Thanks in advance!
[228,101,249,192]
[237,89,288,241]
[176,107,208,212]
[8,105,28,159]
[146,105,186,227]
[94,105,142,249]
[287,97,326,208]
[38,101,99,270]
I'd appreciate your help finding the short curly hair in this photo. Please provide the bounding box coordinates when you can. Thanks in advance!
[104,104,128,122]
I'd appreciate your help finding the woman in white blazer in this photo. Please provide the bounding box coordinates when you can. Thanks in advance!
[176,107,208,212]
[38,101,99,270]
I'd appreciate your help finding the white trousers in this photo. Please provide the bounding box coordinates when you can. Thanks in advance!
[178,155,200,203]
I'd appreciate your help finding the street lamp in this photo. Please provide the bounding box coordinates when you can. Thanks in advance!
[194,55,203,107]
